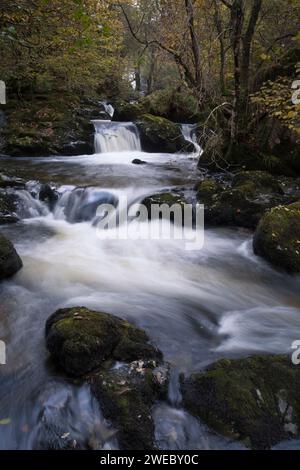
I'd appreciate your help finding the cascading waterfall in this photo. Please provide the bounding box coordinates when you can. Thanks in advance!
[100,101,115,119]
[53,187,118,224]
[181,124,202,155]
[92,120,141,153]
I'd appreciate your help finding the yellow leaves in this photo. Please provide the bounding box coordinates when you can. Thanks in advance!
[0,418,11,425]
[260,53,270,61]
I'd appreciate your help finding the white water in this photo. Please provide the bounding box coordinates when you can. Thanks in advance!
[101,101,114,119]
[181,124,202,156]
[93,120,141,153]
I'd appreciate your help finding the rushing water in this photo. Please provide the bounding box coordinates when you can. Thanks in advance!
[0,121,300,450]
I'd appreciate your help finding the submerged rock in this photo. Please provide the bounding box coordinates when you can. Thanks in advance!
[90,361,169,450]
[253,201,300,273]
[196,171,292,229]
[181,355,300,450]
[45,307,162,376]
[0,234,23,279]
[136,114,194,154]
[132,158,147,165]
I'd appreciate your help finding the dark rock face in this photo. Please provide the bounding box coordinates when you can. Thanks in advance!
[90,361,169,450]
[253,201,300,273]
[181,355,300,450]
[136,114,194,154]
[196,171,296,230]
[45,307,162,376]
[0,234,23,279]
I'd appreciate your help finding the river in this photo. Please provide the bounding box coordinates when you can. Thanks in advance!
[0,120,299,449]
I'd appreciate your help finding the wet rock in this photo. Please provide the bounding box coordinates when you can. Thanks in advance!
[0,173,25,189]
[181,355,300,450]
[39,184,58,210]
[132,159,147,165]
[253,202,300,273]
[142,191,188,223]
[0,192,18,224]
[196,171,290,229]
[45,307,162,376]
[0,234,23,279]
[136,114,194,154]
[90,360,169,450]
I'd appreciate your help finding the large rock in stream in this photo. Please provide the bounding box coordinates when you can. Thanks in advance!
[136,114,194,153]
[0,234,23,279]
[196,171,298,229]
[253,201,300,273]
[181,355,300,450]
[45,307,162,376]
[45,307,167,450]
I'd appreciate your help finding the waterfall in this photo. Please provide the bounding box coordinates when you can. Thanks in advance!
[100,101,115,119]
[53,187,118,224]
[92,120,141,154]
[181,124,202,155]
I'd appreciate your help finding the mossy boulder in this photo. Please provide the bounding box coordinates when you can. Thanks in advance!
[114,89,201,124]
[140,88,201,123]
[182,355,300,449]
[0,234,23,279]
[45,307,162,376]
[1,95,97,157]
[253,202,300,273]
[142,191,188,223]
[136,114,194,153]
[90,361,169,450]
[113,102,144,122]
[196,171,289,229]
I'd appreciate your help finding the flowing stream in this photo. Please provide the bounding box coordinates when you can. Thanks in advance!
[0,119,300,450]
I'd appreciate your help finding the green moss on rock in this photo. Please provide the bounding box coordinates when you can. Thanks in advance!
[45,307,162,376]
[196,172,288,229]
[90,361,169,450]
[182,355,300,449]
[253,202,300,272]
[136,114,194,153]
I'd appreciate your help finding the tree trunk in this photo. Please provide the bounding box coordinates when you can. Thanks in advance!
[229,0,244,149]
[240,0,262,115]
[135,66,141,93]
[213,0,226,95]
[184,0,202,93]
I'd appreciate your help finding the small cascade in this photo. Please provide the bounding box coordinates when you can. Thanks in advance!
[168,368,182,407]
[53,187,118,224]
[181,124,202,155]
[15,189,50,219]
[101,102,115,119]
[92,120,141,153]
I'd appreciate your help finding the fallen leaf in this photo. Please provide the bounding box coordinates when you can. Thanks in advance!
[0,418,11,425]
